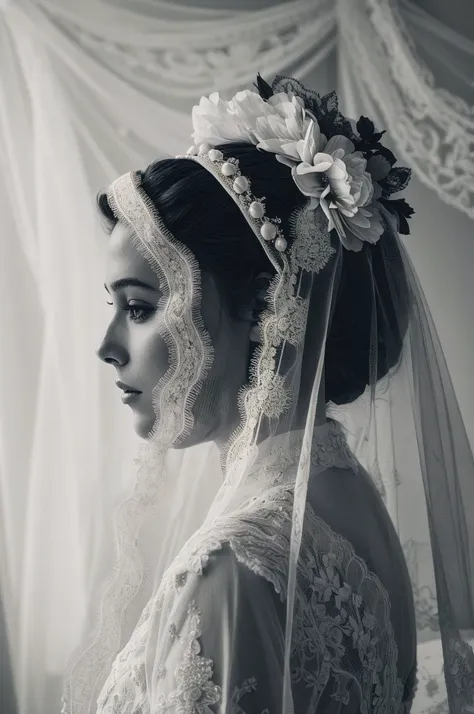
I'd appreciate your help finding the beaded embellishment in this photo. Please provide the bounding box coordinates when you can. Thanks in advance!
[177,143,287,273]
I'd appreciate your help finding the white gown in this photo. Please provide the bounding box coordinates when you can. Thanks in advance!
[94,422,418,713]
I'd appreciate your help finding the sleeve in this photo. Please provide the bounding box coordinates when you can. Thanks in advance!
[146,543,286,713]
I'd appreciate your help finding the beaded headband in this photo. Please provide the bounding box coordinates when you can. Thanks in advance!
[176,145,286,274]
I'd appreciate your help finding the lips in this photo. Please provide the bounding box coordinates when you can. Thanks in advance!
[116,380,142,394]
[121,390,141,405]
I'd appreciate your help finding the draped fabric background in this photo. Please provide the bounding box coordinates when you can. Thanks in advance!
[0,1,473,713]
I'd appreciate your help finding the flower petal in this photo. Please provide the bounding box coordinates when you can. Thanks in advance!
[267,114,286,135]
[372,183,383,200]
[231,89,266,116]
[267,92,293,109]
[339,231,364,252]
[359,178,374,207]
[296,162,323,176]
[275,154,298,169]
[257,138,291,154]
[278,141,302,160]
[326,161,348,181]
[324,135,355,156]
[300,120,326,163]
[294,139,308,162]
[312,152,334,172]
[345,152,367,171]
[330,148,346,161]
[346,210,371,228]
[208,92,221,106]
[292,168,327,197]
[344,210,384,242]
[285,113,305,139]
[367,155,392,181]
[320,189,332,214]
[338,203,358,217]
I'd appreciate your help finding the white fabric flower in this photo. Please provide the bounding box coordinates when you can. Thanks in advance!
[259,121,384,251]
[192,91,260,146]
[191,89,309,148]
[253,92,310,146]
[191,88,385,251]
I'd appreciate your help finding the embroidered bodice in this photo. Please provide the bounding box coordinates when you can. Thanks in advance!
[93,422,418,713]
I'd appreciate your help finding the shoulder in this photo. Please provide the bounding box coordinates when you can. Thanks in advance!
[163,490,295,602]
[190,542,285,613]
[310,463,362,489]
[156,543,286,664]
[307,461,378,518]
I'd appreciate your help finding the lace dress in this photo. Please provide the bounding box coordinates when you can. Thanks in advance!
[94,422,418,713]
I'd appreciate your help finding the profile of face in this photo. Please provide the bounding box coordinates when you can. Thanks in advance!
[96,222,255,446]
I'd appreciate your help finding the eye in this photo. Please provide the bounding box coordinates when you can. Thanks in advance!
[106,301,154,324]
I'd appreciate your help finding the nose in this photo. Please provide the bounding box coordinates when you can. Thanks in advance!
[96,336,128,366]
[96,341,114,365]
[96,343,113,364]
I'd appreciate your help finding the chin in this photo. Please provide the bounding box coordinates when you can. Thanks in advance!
[133,413,158,440]
[132,408,222,447]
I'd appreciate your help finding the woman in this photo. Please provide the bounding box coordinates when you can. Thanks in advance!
[61,76,474,713]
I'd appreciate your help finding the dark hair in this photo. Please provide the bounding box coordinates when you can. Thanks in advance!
[98,143,410,405]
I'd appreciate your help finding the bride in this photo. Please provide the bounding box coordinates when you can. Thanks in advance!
[61,75,474,713]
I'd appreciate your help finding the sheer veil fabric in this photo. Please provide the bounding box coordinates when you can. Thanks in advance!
[60,85,474,713]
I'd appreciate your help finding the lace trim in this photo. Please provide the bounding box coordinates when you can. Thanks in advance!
[225,207,338,470]
[61,172,214,714]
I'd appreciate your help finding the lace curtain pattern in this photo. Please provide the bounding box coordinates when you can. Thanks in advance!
[339,0,474,219]
[0,1,472,713]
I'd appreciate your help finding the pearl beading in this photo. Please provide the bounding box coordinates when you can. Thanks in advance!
[177,142,288,273]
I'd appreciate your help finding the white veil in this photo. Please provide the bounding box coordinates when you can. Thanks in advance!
[61,77,474,714]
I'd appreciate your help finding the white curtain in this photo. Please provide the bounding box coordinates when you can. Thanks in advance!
[0,1,472,712]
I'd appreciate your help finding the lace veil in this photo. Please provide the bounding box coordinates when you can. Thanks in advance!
[61,77,474,713]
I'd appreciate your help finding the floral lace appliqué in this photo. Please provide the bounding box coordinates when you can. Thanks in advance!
[230,677,270,714]
[155,600,221,713]
[289,205,336,274]
[199,488,406,713]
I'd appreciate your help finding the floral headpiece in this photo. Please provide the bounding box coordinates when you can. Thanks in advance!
[183,74,414,255]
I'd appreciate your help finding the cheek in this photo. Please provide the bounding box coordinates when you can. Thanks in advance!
[134,327,170,387]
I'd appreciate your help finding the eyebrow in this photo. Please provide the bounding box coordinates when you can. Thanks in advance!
[104,278,158,293]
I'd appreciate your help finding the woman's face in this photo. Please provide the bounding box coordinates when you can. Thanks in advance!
[96,222,253,445]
